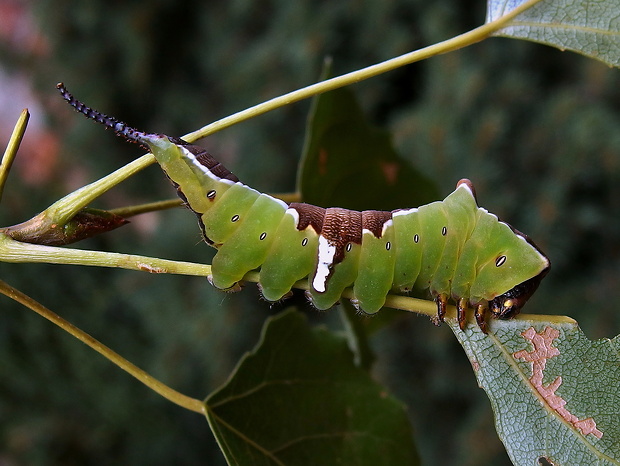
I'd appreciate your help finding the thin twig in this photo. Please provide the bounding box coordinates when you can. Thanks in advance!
[0,279,205,414]
[0,109,29,202]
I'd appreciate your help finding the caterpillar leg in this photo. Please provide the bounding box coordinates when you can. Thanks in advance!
[349,298,361,312]
[304,290,340,311]
[434,294,448,326]
[207,275,243,293]
[475,304,488,334]
[457,298,468,330]
[256,283,293,303]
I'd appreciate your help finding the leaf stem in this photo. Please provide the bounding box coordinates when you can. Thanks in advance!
[183,0,543,141]
[108,198,184,217]
[32,1,540,225]
[107,192,301,218]
[0,278,205,414]
[0,109,29,203]
[44,153,156,226]
[0,233,573,326]
[0,233,211,276]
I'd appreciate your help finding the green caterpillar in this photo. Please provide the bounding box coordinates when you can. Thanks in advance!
[57,83,550,332]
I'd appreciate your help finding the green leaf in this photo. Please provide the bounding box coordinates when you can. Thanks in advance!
[338,301,376,371]
[298,66,438,211]
[487,0,620,67]
[450,316,620,465]
[205,309,419,466]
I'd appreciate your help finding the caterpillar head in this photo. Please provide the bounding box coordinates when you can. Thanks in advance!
[488,268,550,319]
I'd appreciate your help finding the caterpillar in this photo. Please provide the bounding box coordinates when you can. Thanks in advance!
[57,83,550,333]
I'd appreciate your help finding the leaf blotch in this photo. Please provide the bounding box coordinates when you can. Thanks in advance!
[514,327,603,439]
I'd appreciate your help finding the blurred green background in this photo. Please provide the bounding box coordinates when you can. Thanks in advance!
[0,0,618,464]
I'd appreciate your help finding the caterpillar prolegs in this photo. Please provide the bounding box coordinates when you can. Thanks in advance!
[57,83,550,332]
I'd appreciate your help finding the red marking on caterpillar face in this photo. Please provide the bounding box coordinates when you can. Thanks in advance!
[514,327,603,439]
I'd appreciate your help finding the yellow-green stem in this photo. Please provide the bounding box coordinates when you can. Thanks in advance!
[107,192,300,218]
[0,233,211,275]
[0,279,205,414]
[0,109,29,203]
[183,0,541,141]
[0,233,574,325]
[44,153,155,226]
[35,1,539,222]
[109,198,183,218]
